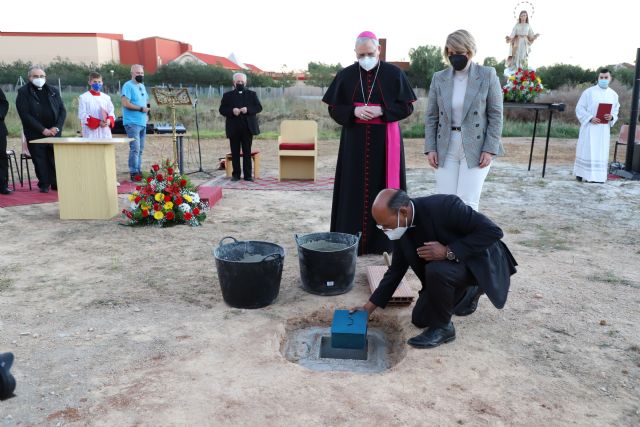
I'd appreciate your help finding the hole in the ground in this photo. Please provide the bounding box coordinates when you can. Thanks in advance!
[279,309,407,373]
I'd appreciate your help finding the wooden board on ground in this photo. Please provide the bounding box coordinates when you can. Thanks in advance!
[366,265,415,306]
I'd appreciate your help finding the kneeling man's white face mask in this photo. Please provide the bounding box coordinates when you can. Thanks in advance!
[378,211,408,240]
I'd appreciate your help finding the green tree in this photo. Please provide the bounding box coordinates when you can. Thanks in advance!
[483,57,507,83]
[536,64,595,89]
[407,45,447,89]
[246,72,276,87]
[150,62,232,86]
[274,67,297,89]
[305,62,343,90]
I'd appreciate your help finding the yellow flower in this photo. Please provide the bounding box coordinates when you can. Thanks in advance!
[153,211,164,220]
[509,76,516,81]
[536,77,541,83]
[183,194,192,203]
[164,201,174,210]
[128,194,135,202]
[155,193,163,202]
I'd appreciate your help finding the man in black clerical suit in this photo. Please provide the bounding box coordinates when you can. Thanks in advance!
[16,66,66,193]
[0,88,11,194]
[354,189,517,349]
[219,73,262,181]
[322,31,416,255]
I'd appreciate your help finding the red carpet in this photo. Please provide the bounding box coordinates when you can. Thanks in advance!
[0,181,222,209]
[204,175,334,191]
[0,182,59,208]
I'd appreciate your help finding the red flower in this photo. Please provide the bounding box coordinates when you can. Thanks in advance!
[134,196,141,203]
[167,167,174,175]
[180,179,187,187]
[166,211,175,221]
[135,185,141,191]
[167,176,174,182]
[152,164,160,171]
[146,176,153,183]
[142,209,149,218]
[184,212,193,220]
[157,174,164,182]
[164,194,171,202]
[175,196,183,205]
[193,207,200,216]
[134,174,142,182]
[153,203,161,211]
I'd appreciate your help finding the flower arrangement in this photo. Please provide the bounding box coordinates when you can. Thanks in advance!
[503,68,544,103]
[122,159,207,226]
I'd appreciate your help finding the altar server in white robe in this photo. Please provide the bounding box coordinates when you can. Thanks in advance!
[78,72,115,139]
[573,69,619,183]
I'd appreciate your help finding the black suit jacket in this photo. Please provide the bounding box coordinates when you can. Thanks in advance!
[219,89,262,137]
[370,194,517,310]
[0,88,8,138]
[15,83,66,141]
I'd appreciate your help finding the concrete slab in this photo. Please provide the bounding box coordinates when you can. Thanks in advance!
[282,326,391,373]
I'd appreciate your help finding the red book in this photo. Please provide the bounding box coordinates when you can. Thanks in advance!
[596,103,612,123]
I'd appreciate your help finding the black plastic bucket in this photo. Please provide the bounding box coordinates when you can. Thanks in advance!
[295,232,360,296]
[214,236,285,309]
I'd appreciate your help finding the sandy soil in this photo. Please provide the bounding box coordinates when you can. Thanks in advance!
[1,135,639,426]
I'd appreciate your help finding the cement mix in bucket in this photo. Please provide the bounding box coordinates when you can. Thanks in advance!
[282,326,391,373]
[299,240,350,252]
[236,254,270,263]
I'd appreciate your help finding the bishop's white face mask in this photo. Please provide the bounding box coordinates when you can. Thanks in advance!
[378,210,409,241]
[358,57,378,71]
[31,78,46,88]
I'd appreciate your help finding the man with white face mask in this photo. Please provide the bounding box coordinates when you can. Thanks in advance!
[353,189,517,349]
[16,66,66,193]
[323,31,417,255]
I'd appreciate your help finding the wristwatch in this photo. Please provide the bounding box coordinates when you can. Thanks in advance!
[446,246,458,262]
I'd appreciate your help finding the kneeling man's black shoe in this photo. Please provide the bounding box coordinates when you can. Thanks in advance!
[0,187,12,195]
[407,322,455,349]
[454,286,482,317]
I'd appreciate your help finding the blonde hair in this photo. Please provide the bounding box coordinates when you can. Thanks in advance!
[444,29,477,60]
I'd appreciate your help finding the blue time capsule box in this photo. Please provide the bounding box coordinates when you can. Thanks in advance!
[330,309,368,349]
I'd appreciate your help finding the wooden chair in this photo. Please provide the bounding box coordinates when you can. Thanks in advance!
[224,150,261,179]
[277,120,318,181]
[613,124,640,164]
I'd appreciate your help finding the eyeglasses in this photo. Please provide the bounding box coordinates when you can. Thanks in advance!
[32,75,46,78]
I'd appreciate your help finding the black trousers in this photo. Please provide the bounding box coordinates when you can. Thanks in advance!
[229,129,253,179]
[412,260,476,328]
[0,133,7,187]
[27,141,57,189]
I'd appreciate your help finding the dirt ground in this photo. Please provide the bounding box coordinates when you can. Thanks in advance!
[1,134,639,426]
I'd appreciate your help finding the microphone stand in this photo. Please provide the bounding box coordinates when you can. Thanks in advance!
[186,93,209,175]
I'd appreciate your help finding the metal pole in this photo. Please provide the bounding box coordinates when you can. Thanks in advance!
[528,109,539,171]
[542,110,554,178]
[625,48,640,172]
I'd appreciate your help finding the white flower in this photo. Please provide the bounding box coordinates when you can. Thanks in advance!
[179,203,191,212]
[130,202,138,210]
[190,192,200,203]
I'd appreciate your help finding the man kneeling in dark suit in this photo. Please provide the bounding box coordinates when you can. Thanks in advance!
[355,189,517,349]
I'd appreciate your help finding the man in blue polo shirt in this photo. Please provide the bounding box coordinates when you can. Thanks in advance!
[121,64,150,180]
